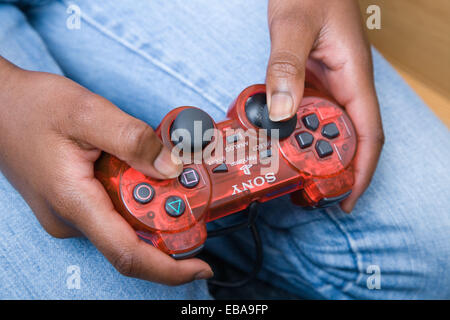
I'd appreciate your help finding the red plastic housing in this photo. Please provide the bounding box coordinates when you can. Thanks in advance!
[94,74,357,257]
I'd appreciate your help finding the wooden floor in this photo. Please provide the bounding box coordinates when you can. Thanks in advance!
[359,0,450,127]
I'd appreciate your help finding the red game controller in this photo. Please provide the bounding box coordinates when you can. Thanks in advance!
[94,71,357,258]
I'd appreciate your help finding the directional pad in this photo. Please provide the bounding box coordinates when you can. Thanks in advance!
[315,140,333,158]
[322,123,340,139]
[302,114,319,131]
[296,132,314,149]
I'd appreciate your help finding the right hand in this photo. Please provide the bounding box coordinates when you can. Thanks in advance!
[0,57,213,285]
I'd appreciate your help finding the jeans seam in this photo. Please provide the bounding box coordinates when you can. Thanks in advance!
[324,207,364,294]
[59,0,226,114]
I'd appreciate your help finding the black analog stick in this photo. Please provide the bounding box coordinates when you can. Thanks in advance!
[245,93,297,139]
[170,108,215,151]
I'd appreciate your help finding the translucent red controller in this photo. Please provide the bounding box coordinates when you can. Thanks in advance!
[94,73,357,258]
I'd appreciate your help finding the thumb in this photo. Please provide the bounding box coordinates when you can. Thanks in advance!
[266,0,320,121]
[68,94,182,179]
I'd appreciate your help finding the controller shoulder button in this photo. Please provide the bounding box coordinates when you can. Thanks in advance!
[302,113,319,131]
[170,244,204,260]
[295,132,314,149]
[317,190,352,208]
[316,140,333,158]
[322,122,340,139]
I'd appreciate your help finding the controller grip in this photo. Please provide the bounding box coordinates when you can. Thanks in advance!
[94,153,207,258]
[137,222,207,258]
[291,166,354,208]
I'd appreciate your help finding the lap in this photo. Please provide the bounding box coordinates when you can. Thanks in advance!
[3,0,450,299]
[0,3,210,300]
[208,50,450,298]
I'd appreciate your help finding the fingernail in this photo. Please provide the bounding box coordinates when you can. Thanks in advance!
[269,92,294,121]
[194,269,214,280]
[153,147,183,178]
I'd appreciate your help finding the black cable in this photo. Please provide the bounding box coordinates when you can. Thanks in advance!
[207,202,259,238]
[207,202,263,288]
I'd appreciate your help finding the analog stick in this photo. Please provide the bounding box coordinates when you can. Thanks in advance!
[170,108,215,151]
[245,93,297,139]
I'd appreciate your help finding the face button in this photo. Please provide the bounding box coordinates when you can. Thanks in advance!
[302,114,319,131]
[133,183,154,204]
[212,163,228,173]
[296,132,314,149]
[178,168,200,188]
[322,123,340,139]
[165,196,186,217]
[315,140,333,158]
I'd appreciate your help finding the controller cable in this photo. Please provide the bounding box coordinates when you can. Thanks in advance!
[206,202,263,288]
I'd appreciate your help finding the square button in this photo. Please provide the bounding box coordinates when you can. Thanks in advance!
[179,168,200,188]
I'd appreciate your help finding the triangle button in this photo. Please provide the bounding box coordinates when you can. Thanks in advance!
[165,196,186,217]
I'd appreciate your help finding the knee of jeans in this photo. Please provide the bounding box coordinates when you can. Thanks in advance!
[260,202,450,299]
[328,208,450,299]
[258,210,361,296]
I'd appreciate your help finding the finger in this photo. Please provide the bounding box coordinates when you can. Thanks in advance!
[266,0,321,121]
[65,178,213,285]
[321,67,384,213]
[5,172,81,238]
[64,93,182,180]
[310,5,384,212]
[339,83,384,213]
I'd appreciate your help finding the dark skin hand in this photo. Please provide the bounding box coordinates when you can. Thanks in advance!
[0,0,383,285]
[266,0,384,212]
[0,58,213,285]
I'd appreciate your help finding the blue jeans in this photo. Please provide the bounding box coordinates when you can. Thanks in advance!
[0,0,449,299]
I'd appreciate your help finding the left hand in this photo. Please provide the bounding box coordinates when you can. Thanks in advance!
[266,0,385,212]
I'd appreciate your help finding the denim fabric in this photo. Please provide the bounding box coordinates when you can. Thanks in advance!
[0,0,449,299]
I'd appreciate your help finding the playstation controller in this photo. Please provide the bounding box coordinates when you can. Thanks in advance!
[94,71,357,258]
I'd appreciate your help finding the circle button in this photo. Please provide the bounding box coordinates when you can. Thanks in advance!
[165,196,186,217]
[133,183,154,204]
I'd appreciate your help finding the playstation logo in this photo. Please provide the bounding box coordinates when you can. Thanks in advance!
[239,164,253,175]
